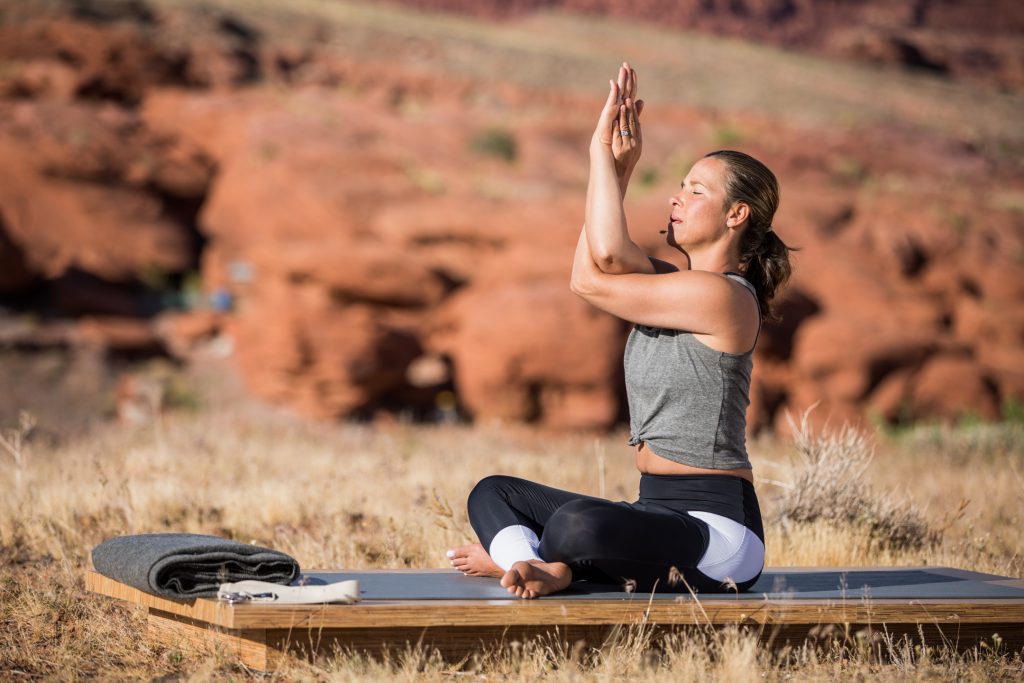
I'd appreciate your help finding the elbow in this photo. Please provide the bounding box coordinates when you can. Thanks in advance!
[589,247,619,273]
[590,248,635,275]
[570,271,597,298]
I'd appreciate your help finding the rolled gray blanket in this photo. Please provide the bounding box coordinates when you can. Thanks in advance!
[91,533,300,600]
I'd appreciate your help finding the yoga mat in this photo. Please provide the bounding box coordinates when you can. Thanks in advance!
[300,567,1024,601]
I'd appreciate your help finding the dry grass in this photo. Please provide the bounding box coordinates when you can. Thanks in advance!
[771,407,939,552]
[1,405,1023,680]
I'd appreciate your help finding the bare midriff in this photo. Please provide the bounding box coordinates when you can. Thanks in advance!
[634,441,754,484]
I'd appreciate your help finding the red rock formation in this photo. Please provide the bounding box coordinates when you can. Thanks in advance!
[1,0,1022,436]
[382,0,1024,93]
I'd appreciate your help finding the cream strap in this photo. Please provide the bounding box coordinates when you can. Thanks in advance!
[217,579,360,604]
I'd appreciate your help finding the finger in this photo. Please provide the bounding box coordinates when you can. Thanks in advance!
[617,64,628,102]
[604,79,619,110]
[634,100,644,144]
[596,80,621,142]
[599,79,620,128]
[621,102,634,138]
[631,67,638,101]
[615,104,628,142]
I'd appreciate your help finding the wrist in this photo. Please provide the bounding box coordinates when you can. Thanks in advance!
[589,135,613,156]
[618,164,634,185]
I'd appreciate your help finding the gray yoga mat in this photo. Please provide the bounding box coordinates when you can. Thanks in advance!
[92,533,300,599]
[301,567,1024,601]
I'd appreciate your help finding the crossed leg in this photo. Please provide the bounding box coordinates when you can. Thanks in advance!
[452,475,712,598]
[449,475,601,594]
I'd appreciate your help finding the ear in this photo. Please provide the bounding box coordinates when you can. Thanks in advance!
[725,201,750,229]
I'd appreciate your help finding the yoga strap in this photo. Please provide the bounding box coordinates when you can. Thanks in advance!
[217,579,360,604]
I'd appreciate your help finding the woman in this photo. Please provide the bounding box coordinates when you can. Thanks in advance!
[447,63,797,599]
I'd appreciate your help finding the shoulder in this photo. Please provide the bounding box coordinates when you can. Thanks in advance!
[722,273,760,313]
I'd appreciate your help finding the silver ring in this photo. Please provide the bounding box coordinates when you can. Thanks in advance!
[620,130,631,137]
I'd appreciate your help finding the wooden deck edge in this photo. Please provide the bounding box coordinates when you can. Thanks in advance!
[148,609,271,670]
[87,570,237,627]
[147,610,1024,672]
[86,570,1024,632]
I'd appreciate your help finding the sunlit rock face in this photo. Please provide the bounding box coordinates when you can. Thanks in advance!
[387,0,1024,93]
[0,0,1021,434]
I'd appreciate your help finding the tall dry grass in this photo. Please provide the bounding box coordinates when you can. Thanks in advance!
[1,404,1022,680]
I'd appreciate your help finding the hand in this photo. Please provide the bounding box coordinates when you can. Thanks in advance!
[591,62,645,184]
[612,63,644,179]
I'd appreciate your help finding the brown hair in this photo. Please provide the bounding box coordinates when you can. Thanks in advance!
[704,149,799,323]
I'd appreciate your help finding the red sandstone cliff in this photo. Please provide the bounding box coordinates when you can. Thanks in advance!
[1,0,1022,436]
[384,0,1024,94]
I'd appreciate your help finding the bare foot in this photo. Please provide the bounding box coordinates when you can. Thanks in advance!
[500,560,572,599]
[447,543,503,578]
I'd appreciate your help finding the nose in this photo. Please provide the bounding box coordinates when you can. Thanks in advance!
[670,191,683,209]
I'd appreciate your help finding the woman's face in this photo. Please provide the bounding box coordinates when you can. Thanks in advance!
[666,156,730,248]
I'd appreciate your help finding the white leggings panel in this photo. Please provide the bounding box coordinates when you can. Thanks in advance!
[489,524,542,571]
[688,510,765,584]
[488,514,765,584]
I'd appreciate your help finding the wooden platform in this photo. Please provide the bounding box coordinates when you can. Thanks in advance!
[86,567,1024,669]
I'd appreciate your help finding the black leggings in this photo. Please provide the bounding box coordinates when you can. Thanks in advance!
[467,474,765,594]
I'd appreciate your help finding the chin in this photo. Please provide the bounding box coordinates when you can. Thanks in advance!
[666,223,682,248]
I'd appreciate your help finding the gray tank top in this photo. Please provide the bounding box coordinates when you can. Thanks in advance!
[624,272,761,470]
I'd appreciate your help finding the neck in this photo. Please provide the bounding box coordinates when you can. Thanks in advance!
[676,242,739,274]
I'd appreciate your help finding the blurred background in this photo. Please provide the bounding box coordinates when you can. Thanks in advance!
[1,0,1023,441]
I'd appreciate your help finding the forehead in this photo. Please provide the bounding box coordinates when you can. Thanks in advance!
[685,156,726,186]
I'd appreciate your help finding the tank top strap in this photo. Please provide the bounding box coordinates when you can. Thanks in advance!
[723,272,762,352]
